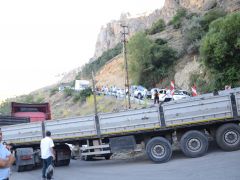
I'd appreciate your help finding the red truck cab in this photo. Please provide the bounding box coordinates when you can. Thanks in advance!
[11,102,51,122]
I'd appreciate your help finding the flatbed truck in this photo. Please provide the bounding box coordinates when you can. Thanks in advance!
[2,88,240,171]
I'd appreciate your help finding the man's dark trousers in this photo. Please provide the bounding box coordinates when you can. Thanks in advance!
[42,156,53,179]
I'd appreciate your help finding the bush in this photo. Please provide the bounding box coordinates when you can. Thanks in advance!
[0,101,11,115]
[183,16,205,54]
[147,19,165,35]
[189,73,215,94]
[64,88,74,97]
[200,12,240,89]
[73,88,93,103]
[200,8,226,31]
[169,8,187,29]
[50,87,58,96]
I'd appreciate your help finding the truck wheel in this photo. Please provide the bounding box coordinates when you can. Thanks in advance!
[15,163,24,172]
[81,155,93,161]
[216,123,240,151]
[104,154,112,160]
[146,137,172,163]
[138,93,142,99]
[63,159,70,166]
[180,130,208,158]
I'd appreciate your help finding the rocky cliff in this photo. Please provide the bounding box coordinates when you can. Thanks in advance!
[93,0,240,59]
[93,0,179,59]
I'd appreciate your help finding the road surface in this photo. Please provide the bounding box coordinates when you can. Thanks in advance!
[11,145,240,180]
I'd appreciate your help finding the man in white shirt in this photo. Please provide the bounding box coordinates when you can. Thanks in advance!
[41,131,55,180]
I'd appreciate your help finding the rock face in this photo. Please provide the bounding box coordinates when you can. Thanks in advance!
[149,26,184,55]
[174,55,202,90]
[93,0,180,59]
[179,0,240,12]
[93,0,240,59]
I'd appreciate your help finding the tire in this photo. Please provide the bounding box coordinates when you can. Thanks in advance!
[146,137,172,163]
[15,164,24,172]
[138,93,142,99]
[104,154,112,160]
[81,155,93,161]
[216,123,240,151]
[63,159,70,166]
[180,130,208,158]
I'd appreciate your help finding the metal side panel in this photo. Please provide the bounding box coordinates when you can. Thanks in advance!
[163,94,233,126]
[235,92,240,116]
[45,115,96,140]
[99,107,160,134]
[1,121,42,144]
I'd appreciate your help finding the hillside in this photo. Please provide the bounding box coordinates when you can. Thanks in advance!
[1,0,240,119]
[95,54,125,88]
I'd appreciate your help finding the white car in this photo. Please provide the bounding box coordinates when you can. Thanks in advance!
[116,88,125,97]
[151,89,190,102]
[151,88,168,101]
[133,85,148,99]
[172,90,191,100]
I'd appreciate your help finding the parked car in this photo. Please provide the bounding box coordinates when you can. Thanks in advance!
[116,88,125,97]
[172,90,191,100]
[133,85,148,99]
[151,89,190,102]
[150,88,168,101]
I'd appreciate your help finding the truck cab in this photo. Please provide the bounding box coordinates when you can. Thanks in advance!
[11,102,51,122]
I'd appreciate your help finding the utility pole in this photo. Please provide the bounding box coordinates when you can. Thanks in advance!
[91,71,101,138]
[121,24,131,109]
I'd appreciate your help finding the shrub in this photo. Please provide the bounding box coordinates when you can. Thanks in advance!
[200,8,226,31]
[189,73,215,94]
[147,19,165,35]
[169,8,187,29]
[73,88,93,103]
[200,12,240,89]
[0,101,11,115]
[50,88,58,96]
[64,88,74,97]
[183,16,205,54]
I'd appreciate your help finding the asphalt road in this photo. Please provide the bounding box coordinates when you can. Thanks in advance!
[10,145,240,180]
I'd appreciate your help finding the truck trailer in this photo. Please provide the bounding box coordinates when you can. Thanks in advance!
[2,88,240,171]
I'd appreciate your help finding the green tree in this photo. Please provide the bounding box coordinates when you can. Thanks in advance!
[127,31,152,86]
[147,19,165,35]
[127,32,177,87]
[200,12,240,88]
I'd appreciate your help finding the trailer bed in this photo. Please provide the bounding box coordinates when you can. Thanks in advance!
[2,90,240,145]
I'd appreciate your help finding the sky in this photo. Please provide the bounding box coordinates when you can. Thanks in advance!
[0,0,165,101]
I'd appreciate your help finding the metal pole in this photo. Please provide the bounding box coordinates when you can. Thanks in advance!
[91,71,101,138]
[121,24,131,109]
